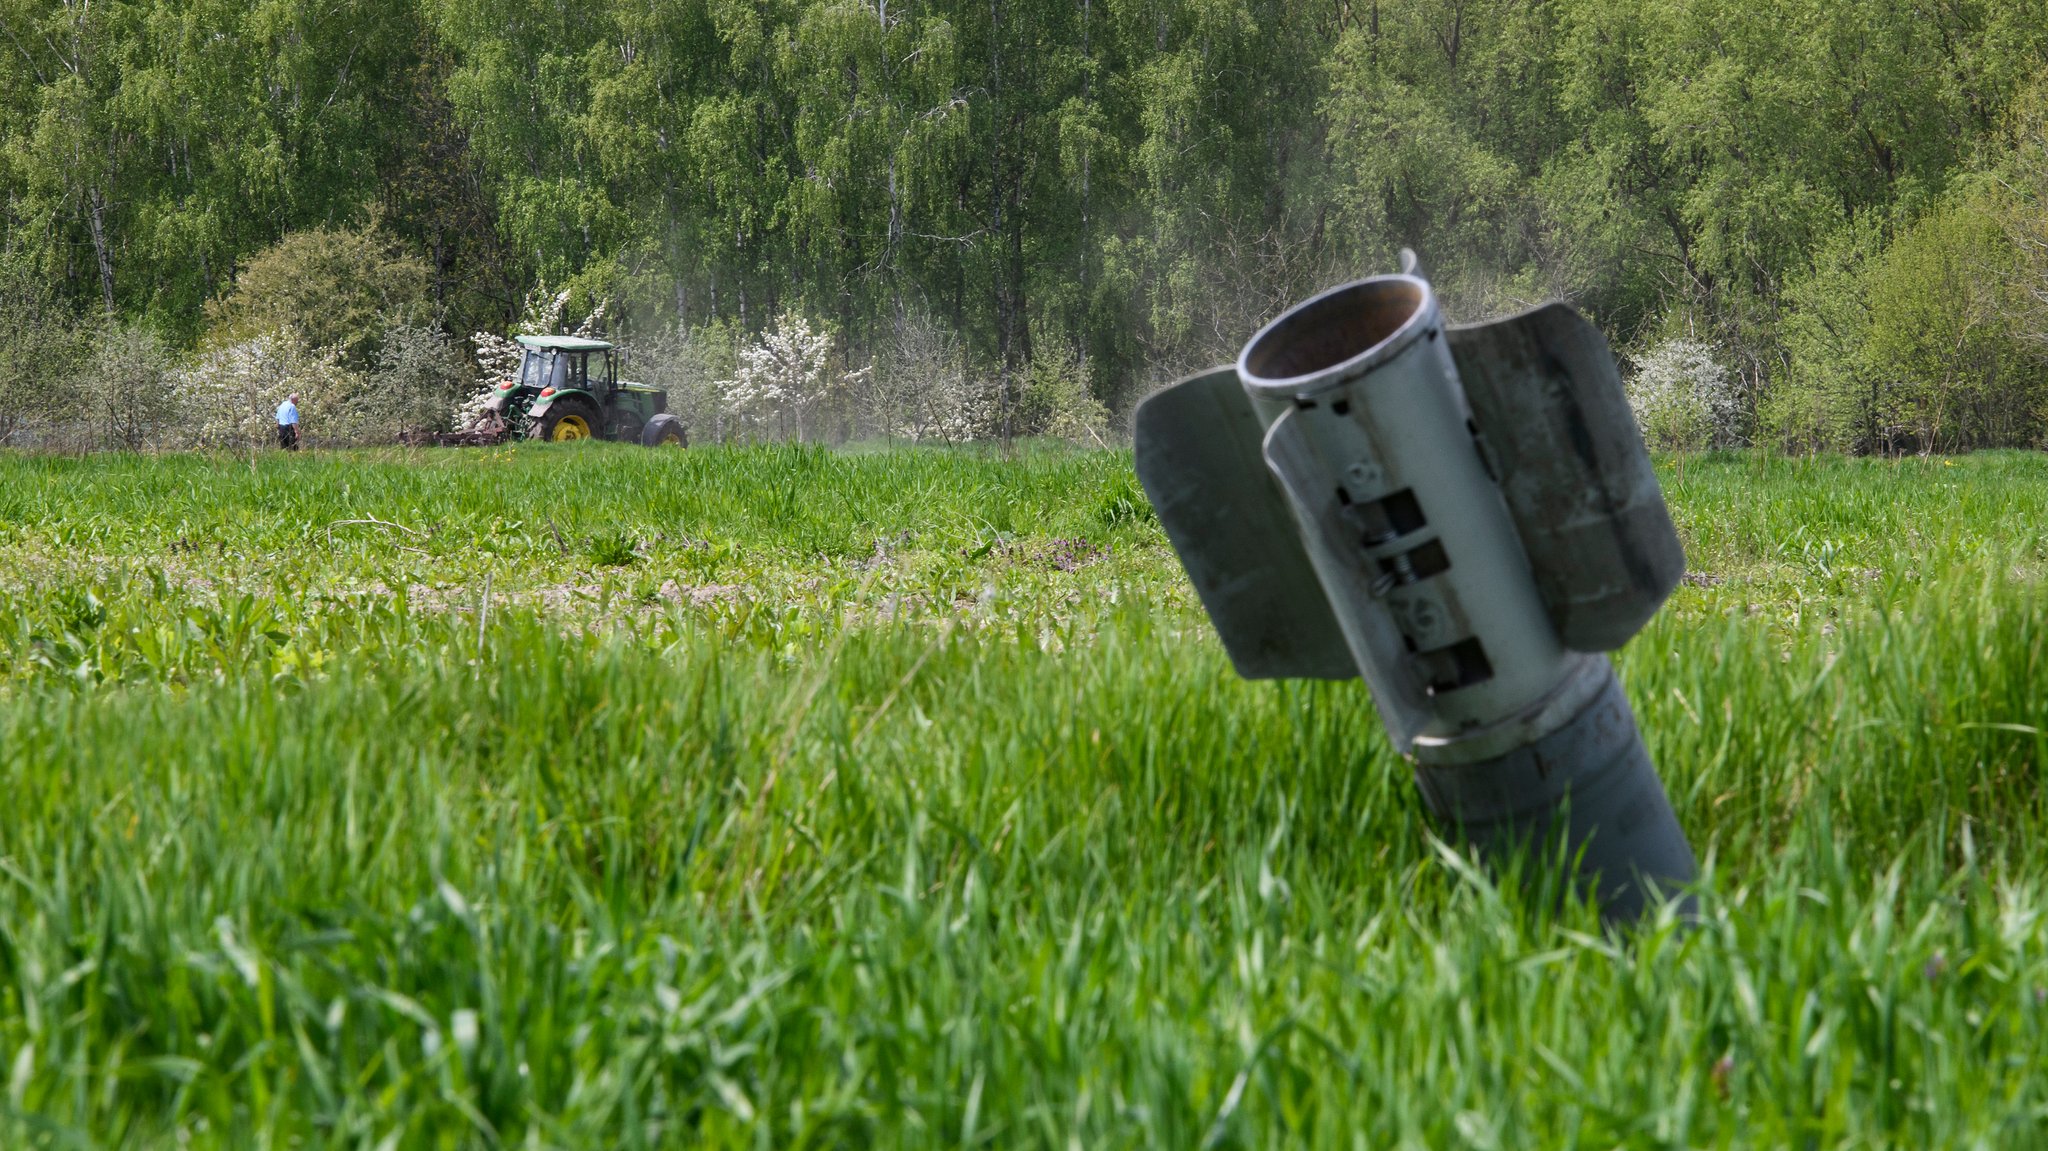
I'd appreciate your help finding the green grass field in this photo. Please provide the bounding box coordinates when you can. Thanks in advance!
[2,444,2046,1148]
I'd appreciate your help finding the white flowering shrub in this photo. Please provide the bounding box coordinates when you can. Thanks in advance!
[369,324,467,438]
[1625,338,1743,451]
[84,325,178,451]
[174,331,357,450]
[716,311,859,441]
[452,328,524,436]
[862,311,990,442]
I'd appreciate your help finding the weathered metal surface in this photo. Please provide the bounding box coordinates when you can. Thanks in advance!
[1246,278,1586,749]
[1448,304,1685,652]
[1259,402,1432,743]
[1412,658,1698,922]
[1132,367,1359,680]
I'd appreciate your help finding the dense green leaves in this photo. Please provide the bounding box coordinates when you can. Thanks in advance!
[5,0,2048,438]
[1,0,430,338]
[3,446,2048,1143]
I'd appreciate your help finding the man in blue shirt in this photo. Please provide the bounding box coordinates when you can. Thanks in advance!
[276,393,300,451]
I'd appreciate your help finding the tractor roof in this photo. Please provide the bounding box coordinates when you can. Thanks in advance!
[514,335,614,352]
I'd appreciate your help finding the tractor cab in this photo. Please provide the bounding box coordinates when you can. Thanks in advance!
[516,339,604,393]
[486,335,685,447]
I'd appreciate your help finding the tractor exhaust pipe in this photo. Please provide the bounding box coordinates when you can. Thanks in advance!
[1135,254,1696,922]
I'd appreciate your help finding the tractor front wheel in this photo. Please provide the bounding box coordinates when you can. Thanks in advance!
[531,399,600,443]
[640,413,687,448]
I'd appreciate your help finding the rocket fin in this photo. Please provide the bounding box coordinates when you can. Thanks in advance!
[1448,304,1686,651]
[1133,367,1360,680]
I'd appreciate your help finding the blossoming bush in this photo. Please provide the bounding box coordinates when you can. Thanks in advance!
[174,332,357,450]
[715,311,851,441]
[83,326,178,451]
[453,293,1111,448]
[368,325,468,440]
[1626,338,1743,451]
[861,310,989,443]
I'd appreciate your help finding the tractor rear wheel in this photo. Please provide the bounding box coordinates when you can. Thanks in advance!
[640,413,687,448]
[531,398,600,443]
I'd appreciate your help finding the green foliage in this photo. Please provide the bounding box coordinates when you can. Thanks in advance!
[0,256,88,447]
[0,0,437,340]
[584,527,639,567]
[207,225,434,368]
[2,446,2048,1143]
[1015,338,1108,442]
[1989,73,2048,360]
[8,0,2048,444]
[80,323,179,451]
[1321,0,1564,312]
[1861,191,2041,450]
[1779,187,2047,453]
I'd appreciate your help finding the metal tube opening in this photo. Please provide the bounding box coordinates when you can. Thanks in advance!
[1240,276,1432,389]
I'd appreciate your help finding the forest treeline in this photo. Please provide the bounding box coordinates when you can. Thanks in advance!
[5,0,2048,450]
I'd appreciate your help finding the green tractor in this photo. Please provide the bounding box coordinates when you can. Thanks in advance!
[481,335,687,447]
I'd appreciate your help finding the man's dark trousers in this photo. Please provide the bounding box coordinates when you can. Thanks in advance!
[278,424,299,450]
